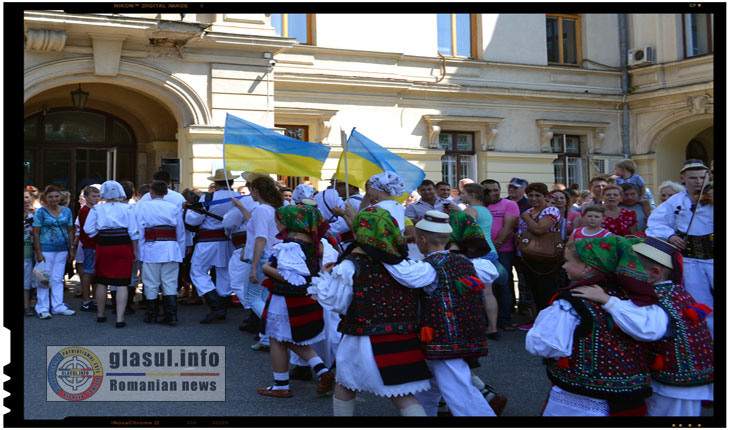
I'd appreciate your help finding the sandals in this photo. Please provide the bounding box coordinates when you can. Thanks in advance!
[256,386,293,398]
[499,324,517,332]
[251,343,270,352]
[24,308,35,317]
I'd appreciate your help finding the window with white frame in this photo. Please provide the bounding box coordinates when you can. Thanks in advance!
[440,131,476,188]
[551,134,584,188]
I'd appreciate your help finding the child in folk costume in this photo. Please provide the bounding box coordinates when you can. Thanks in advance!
[572,237,713,416]
[134,181,187,325]
[526,236,665,416]
[84,181,139,328]
[310,207,431,416]
[408,211,496,416]
[256,204,335,397]
[446,210,507,415]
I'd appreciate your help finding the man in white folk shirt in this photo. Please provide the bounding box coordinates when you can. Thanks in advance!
[646,159,714,338]
[134,180,186,325]
[184,169,237,323]
[314,179,352,243]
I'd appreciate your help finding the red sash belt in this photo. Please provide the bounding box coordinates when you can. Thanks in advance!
[231,231,247,249]
[197,229,228,242]
[144,225,176,241]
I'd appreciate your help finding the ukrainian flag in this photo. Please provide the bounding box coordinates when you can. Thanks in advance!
[333,128,426,202]
[223,113,330,178]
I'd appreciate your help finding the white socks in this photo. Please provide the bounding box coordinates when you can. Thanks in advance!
[399,404,427,416]
[333,397,356,416]
[307,356,329,379]
[471,374,486,391]
[271,371,290,390]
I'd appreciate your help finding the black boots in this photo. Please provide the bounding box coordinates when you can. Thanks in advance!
[162,295,178,326]
[200,290,227,324]
[143,299,158,324]
[239,311,261,333]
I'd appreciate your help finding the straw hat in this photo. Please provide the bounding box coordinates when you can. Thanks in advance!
[415,210,453,234]
[207,169,240,182]
[241,172,269,183]
[679,159,708,173]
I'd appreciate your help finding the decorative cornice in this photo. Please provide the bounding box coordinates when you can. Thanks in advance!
[25,28,67,51]
[423,115,503,151]
[536,119,610,154]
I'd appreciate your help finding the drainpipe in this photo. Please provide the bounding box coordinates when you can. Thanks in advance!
[619,14,631,157]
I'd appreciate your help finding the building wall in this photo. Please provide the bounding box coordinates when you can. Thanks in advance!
[23,11,713,196]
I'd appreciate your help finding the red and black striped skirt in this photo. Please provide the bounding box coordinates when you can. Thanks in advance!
[94,228,134,286]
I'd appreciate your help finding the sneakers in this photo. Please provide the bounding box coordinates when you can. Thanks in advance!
[38,312,52,320]
[517,323,534,331]
[54,309,76,316]
[80,301,97,312]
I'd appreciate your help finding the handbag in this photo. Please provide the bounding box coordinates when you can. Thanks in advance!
[518,212,565,264]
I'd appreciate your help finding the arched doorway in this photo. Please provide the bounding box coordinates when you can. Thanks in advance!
[24,108,136,211]
[652,121,713,192]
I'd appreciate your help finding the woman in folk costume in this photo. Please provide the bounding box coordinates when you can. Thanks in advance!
[572,237,713,416]
[83,180,139,328]
[310,207,431,416]
[526,236,665,416]
[356,171,406,232]
[256,204,335,397]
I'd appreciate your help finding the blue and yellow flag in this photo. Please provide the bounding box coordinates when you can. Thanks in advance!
[333,128,426,202]
[223,113,330,178]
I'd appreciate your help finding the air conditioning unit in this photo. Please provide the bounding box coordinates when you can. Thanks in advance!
[628,46,655,67]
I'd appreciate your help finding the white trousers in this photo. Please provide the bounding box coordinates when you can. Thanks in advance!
[646,392,702,416]
[683,258,713,338]
[142,262,180,299]
[228,249,249,308]
[415,358,495,417]
[191,263,231,297]
[25,259,33,290]
[36,251,71,314]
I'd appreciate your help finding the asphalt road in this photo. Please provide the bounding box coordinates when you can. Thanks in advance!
[20,275,560,421]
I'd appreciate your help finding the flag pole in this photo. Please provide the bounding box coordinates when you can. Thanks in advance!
[341,128,351,202]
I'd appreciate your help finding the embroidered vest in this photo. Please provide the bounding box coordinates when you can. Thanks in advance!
[269,239,320,297]
[650,282,714,386]
[420,252,489,359]
[338,254,420,336]
[547,282,652,401]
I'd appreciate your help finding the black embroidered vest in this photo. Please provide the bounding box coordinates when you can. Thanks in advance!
[546,281,652,401]
[269,239,320,297]
[338,254,420,336]
[420,252,489,359]
[651,282,713,386]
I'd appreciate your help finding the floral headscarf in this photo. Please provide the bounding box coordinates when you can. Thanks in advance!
[275,204,330,256]
[449,211,490,259]
[571,235,657,306]
[352,206,407,264]
[369,171,405,197]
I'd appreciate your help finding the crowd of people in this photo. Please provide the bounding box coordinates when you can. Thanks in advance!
[22,157,713,417]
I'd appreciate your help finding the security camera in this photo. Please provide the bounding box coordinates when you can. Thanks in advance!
[268,59,277,66]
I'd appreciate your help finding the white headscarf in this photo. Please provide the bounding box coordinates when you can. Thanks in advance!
[292,184,316,204]
[369,171,405,197]
[100,180,127,201]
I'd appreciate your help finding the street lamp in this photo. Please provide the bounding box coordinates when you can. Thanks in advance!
[70,84,89,110]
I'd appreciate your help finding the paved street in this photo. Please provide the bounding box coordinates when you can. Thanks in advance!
[23,276,552,420]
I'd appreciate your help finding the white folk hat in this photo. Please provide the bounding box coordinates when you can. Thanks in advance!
[415,210,453,234]
[631,237,678,269]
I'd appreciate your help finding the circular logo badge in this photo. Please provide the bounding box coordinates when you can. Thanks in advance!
[48,347,103,401]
